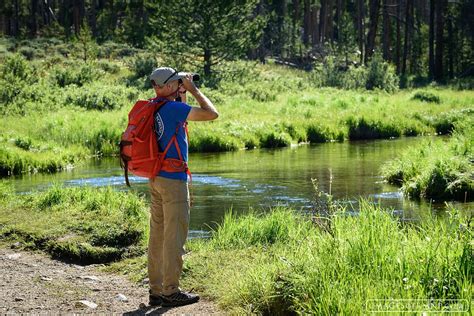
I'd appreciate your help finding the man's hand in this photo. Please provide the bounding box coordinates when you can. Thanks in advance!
[182,73,219,121]
[181,74,197,93]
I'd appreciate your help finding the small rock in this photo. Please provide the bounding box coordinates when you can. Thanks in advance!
[6,253,21,260]
[79,275,100,282]
[77,300,98,309]
[139,303,147,309]
[14,297,24,301]
[72,264,85,269]
[41,276,52,281]
[92,288,101,292]
[115,293,128,302]
[10,242,22,249]
[141,278,149,284]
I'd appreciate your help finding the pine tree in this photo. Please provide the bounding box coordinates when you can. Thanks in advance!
[148,0,266,78]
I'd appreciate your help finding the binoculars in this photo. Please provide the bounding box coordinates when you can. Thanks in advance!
[178,73,200,84]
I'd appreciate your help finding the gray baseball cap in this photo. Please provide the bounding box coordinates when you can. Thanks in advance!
[150,67,186,86]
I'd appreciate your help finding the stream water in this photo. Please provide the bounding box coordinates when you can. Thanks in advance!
[8,137,473,234]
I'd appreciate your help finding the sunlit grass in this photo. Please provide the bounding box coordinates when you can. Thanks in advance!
[1,53,473,176]
[0,183,148,263]
[106,203,473,314]
[382,121,473,201]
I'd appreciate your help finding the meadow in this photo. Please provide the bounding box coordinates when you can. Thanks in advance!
[1,37,473,203]
[1,38,473,181]
[1,182,471,314]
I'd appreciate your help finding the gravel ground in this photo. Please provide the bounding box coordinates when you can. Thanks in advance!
[0,247,221,315]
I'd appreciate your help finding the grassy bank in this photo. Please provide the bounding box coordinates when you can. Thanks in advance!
[0,183,148,263]
[1,182,471,313]
[382,122,474,201]
[1,40,474,176]
[106,204,472,314]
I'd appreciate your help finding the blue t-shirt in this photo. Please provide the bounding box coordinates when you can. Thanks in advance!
[154,100,192,181]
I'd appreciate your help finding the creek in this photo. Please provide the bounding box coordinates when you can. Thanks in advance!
[8,137,472,235]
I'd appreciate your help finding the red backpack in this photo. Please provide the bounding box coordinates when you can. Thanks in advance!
[119,98,190,186]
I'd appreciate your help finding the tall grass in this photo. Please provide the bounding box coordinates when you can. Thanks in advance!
[106,203,472,314]
[382,121,473,201]
[0,183,148,263]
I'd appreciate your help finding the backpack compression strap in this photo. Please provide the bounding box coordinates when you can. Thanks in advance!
[119,140,132,187]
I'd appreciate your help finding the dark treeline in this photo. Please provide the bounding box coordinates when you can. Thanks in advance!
[0,0,473,81]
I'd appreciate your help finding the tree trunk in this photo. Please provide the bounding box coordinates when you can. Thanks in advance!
[434,0,446,81]
[365,0,381,63]
[13,0,20,36]
[396,0,401,73]
[303,0,311,45]
[90,0,97,36]
[73,0,80,34]
[382,0,391,60]
[428,0,435,78]
[204,48,212,77]
[357,0,365,64]
[30,0,38,36]
[319,0,327,43]
[311,5,320,45]
[335,0,342,41]
[325,0,334,42]
[110,0,117,32]
[401,0,411,76]
[293,0,300,52]
[447,13,453,79]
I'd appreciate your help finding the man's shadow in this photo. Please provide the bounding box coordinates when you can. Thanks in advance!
[123,305,181,315]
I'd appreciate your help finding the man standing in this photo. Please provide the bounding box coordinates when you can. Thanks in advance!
[147,67,218,307]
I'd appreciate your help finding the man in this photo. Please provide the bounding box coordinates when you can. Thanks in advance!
[147,67,218,307]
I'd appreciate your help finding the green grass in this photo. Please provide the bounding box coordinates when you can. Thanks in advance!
[0,183,148,263]
[1,179,471,313]
[1,45,473,176]
[105,203,473,314]
[382,121,474,201]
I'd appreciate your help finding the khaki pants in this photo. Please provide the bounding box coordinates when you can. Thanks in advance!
[148,176,190,296]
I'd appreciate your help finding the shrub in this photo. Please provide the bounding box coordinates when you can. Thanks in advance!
[320,56,345,88]
[50,62,102,87]
[97,60,120,74]
[64,83,139,110]
[0,53,33,82]
[129,54,156,79]
[342,65,368,90]
[365,53,399,92]
[18,47,37,60]
[412,91,441,104]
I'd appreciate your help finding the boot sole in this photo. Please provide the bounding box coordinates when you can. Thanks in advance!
[162,297,199,307]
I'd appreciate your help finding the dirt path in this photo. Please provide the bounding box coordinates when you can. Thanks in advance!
[0,247,222,315]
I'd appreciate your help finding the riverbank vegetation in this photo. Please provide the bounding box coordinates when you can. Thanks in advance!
[1,39,473,176]
[0,183,148,263]
[382,121,474,202]
[1,183,471,313]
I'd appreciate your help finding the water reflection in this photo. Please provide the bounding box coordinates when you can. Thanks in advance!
[8,137,473,231]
